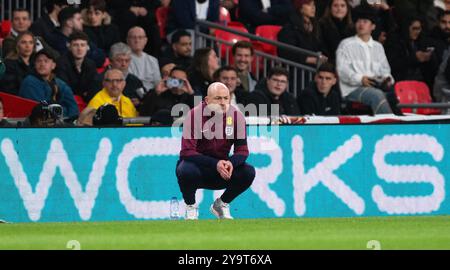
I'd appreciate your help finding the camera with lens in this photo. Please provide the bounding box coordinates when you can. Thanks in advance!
[165,77,184,89]
[44,104,64,120]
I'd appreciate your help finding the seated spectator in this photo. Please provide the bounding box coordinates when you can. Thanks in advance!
[108,42,147,109]
[81,0,121,55]
[107,0,162,57]
[384,16,439,93]
[48,6,106,67]
[231,41,257,92]
[393,0,439,32]
[140,66,194,117]
[298,62,341,115]
[2,8,58,59]
[127,26,162,91]
[92,103,123,126]
[250,67,301,116]
[429,10,450,63]
[30,0,67,47]
[166,0,220,35]
[188,47,220,96]
[213,66,251,108]
[238,0,292,32]
[159,29,193,70]
[21,101,68,127]
[56,31,102,102]
[278,0,328,67]
[318,0,355,63]
[79,68,137,120]
[0,31,35,95]
[0,97,14,127]
[19,49,79,120]
[336,6,397,115]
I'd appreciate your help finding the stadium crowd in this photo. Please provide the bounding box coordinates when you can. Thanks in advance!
[1,0,450,127]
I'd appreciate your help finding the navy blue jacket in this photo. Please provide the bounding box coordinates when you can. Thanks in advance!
[166,0,220,34]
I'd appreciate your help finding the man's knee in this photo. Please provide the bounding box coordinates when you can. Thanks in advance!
[176,161,201,182]
[234,164,256,187]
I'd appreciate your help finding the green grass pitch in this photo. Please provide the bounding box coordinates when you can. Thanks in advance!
[1,216,450,250]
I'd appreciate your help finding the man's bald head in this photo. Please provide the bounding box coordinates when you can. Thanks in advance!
[205,82,231,113]
[127,26,148,54]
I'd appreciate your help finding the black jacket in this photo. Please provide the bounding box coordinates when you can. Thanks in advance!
[0,57,33,95]
[238,0,292,32]
[30,13,58,46]
[139,88,194,117]
[249,79,301,116]
[55,53,102,102]
[277,11,326,66]
[188,69,212,97]
[318,17,354,63]
[159,48,193,70]
[84,24,121,55]
[298,82,341,116]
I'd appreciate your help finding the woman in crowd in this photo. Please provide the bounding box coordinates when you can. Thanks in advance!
[188,47,220,97]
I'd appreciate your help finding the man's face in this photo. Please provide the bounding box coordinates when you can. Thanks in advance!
[266,74,288,97]
[233,47,253,72]
[12,11,31,33]
[17,34,34,57]
[205,85,231,113]
[87,7,104,27]
[172,36,192,57]
[127,28,148,53]
[218,70,238,94]
[356,18,375,37]
[69,39,89,60]
[35,54,56,77]
[315,71,337,95]
[103,70,126,98]
[111,54,131,73]
[69,13,84,31]
[440,15,450,34]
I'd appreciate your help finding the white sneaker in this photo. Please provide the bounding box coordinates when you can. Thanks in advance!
[210,198,233,219]
[185,205,198,220]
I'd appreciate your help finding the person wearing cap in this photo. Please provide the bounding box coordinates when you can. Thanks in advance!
[336,5,397,115]
[19,49,79,120]
[78,68,137,123]
[176,82,255,220]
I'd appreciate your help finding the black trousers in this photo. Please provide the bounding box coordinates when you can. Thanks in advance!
[175,160,255,205]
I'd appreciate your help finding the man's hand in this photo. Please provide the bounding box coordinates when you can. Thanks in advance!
[155,79,169,95]
[362,76,376,87]
[217,160,233,181]
[181,79,194,95]
[416,51,432,63]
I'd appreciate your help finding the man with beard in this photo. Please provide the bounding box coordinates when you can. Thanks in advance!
[231,41,257,93]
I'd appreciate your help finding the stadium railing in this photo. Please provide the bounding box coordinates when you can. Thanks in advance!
[194,19,320,97]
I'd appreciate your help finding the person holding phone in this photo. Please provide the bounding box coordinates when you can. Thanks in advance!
[139,65,195,119]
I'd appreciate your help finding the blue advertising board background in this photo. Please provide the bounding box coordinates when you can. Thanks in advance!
[0,124,448,222]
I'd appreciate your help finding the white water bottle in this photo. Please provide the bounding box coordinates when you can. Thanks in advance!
[170,197,180,220]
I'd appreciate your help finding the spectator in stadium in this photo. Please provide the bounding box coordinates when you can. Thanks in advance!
[22,101,69,127]
[298,62,341,116]
[159,29,193,70]
[81,0,121,56]
[30,0,67,46]
[384,16,439,93]
[106,0,162,57]
[250,67,301,116]
[166,0,220,35]
[49,6,106,68]
[2,8,58,59]
[231,41,257,93]
[19,49,79,120]
[238,0,292,33]
[56,31,102,103]
[0,31,35,95]
[0,97,13,127]
[80,68,137,120]
[393,0,439,31]
[176,82,255,220]
[429,10,450,63]
[318,0,355,63]
[188,47,220,96]
[278,0,328,67]
[213,66,251,108]
[127,26,162,91]
[336,5,396,115]
[140,66,195,118]
[108,42,147,109]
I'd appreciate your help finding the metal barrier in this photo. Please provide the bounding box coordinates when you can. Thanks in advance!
[194,20,320,97]
[1,0,42,21]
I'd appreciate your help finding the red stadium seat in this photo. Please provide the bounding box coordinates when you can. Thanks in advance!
[215,24,249,59]
[255,25,282,56]
[0,20,11,38]
[156,6,169,39]
[219,6,231,25]
[73,95,87,112]
[0,92,38,118]
[394,80,441,115]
